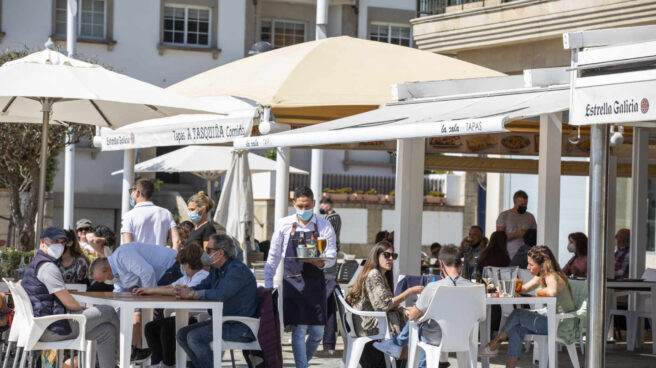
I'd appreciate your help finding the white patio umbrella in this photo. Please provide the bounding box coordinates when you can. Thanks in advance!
[214,150,253,259]
[111,145,307,193]
[0,41,226,246]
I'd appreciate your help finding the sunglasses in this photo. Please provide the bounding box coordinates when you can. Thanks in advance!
[382,251,398,260]
[77,227,92,232]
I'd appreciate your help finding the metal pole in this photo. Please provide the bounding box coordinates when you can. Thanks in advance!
[586,123,609,368]
[121,149,136,219]
[310,0,329,212]
[35,99,53,249]
[63,0,77,229]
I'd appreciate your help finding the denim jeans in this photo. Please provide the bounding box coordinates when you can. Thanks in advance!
[501,309,548,358]
[176,319,255,368]
[391,322,429,368]
[291,324,324,368]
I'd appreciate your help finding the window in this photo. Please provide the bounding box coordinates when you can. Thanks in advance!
[163,6,210,47]
[55,0,106,39]
[260,20,306,48]
[369,23,411,46]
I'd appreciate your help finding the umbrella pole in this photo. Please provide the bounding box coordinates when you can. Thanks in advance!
[35,98,53,249]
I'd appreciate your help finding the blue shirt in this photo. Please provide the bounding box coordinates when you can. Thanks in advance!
[192,258,258,337]
[108,242,177,292]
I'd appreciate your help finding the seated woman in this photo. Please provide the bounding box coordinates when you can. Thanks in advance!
[562,232,588,277]
[59,229,89,284]
[478,231,511,269]
[85,225,115,258]
[480,246,576,368]
[135,243,208,368]
[346,241,423,367]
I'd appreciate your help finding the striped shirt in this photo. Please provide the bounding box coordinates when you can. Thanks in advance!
[323,210,341,244]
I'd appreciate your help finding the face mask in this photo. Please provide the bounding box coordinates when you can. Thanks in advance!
[319,209,326,215]
[104,277,117,285]
[129,199,136,207]
[296,209,313,221]
[180,265,187,277]
[517,205,527,214]
[567,242,576,253]
[188,211,202,223]
[201,252,214,267]
[47,243,65,259]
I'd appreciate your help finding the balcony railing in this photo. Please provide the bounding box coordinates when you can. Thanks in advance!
[289,173,446,196]
[416,0,482,17]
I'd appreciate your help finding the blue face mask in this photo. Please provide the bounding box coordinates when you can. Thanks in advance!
[129,199,136,207]
[188,211,202,223]
[180,265,187,278]
[296,209,313,221]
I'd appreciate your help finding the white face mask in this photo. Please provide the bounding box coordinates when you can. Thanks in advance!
[47,243,65,259]
[567,242,576,253]
[104,277,117,285]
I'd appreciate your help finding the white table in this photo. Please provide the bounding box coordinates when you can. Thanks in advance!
[480,296,557,368]
[71,292,223,368]
[607,280,656,353]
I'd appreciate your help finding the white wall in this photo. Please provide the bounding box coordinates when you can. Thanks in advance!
[382,209,463,246]
[357,0,416,39]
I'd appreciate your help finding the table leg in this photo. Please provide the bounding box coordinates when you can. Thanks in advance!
[119,306,135,368]
[480,305,491,368]
[175,309,190,368]
[141,309,153,348]
[547,302,556,368]
[211,305,223,368]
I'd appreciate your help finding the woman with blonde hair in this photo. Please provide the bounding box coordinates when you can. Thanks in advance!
[185,191,216,246]
[480,246,576,367]
[346,241,423,367]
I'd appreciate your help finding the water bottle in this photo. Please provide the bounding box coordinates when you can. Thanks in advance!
[473,256,481,283]
[17,257,27,279]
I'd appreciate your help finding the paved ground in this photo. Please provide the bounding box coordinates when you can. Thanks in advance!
[221,332,656,367]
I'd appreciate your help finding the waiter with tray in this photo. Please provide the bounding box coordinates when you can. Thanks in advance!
[264,186,337,368]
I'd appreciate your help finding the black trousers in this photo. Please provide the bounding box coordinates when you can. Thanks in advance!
[145,316,197,366]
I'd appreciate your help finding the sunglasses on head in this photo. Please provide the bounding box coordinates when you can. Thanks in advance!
[382,251,398,260]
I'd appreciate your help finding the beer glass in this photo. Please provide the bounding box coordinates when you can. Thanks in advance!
[317,237,327,257]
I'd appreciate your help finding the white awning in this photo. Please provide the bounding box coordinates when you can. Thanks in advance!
[100,96,259,151]
[234,86,569,149]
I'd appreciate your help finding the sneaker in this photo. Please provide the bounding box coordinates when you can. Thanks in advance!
[373,339,402,359]
[438,362,451,368]
[478,344,498,357]
[130,347,152,363]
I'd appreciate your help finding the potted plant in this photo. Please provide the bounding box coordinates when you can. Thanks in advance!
[384,190,395,204]
[425,190,446,205]
[322,187,334,199]
[351,189,365,201]
[330,187,351,202]
[363,188,379,202]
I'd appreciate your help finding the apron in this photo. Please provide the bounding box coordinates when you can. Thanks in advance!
[283,221,327,326]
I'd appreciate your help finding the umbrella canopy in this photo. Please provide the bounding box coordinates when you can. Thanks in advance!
[168,36,504,124]
[111,145,308,179]
[214,151,254,260]
[0,46,225,127]
[0,43,227,246]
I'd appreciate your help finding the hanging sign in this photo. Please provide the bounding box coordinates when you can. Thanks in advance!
[101,113,255,151]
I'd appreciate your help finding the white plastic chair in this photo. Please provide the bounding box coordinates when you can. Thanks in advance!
[335,292,392,368]
[605,268,656,351]
[2,278,26,368]
[208,288,279,368]
[407,285,486,368]
[10,280,89,368]
[525,279,587,368]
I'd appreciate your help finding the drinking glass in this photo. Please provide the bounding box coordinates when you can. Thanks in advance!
[482,267,494,292]
[493,266,519,297]
[317,237,326,257]
[515,278,523,294]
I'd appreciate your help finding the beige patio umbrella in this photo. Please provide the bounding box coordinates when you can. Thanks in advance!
[169,36,504,124]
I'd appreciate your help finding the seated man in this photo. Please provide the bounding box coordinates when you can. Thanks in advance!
[374,244,473,368]
[90,242,180,292]
[174,234,258,368]
[22,227,121,368]
[90,241,180,360]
